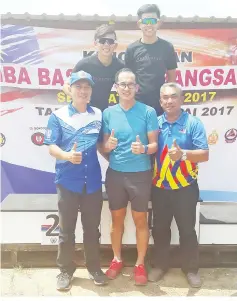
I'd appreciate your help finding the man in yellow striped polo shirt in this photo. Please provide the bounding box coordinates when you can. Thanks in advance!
[148,82,209,288]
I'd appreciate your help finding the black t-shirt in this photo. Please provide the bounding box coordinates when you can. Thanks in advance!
[72,54,124,111]
[125,38,177,115]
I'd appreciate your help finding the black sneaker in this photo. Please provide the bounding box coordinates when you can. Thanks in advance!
[56,272,73,291]
[89,270,108,286]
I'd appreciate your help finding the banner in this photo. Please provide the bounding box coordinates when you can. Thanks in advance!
[1,25,237,203]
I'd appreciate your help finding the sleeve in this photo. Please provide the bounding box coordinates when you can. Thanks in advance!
[147,108,159,132]
[124,47,134,71]
[97,127,103,143]
[102,110,110,135]
[191,118,209,150]
[72,59,85,73]
[44,113,62,146]
[165,43,178,70]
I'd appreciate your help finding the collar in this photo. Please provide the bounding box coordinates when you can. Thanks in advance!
[68,102,95,117]
[161,109,187,126]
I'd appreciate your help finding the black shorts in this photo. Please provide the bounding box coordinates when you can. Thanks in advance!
[105,167,152,212]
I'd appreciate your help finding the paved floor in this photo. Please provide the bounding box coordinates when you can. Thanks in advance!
[1,267,237,296]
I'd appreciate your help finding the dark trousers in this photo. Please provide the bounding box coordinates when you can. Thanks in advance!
[56,184,103,275]
[151,182,199,274]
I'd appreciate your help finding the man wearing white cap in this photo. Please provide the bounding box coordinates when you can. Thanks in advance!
[44,70,108,290]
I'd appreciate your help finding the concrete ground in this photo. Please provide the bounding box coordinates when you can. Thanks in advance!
[1,267,237,296]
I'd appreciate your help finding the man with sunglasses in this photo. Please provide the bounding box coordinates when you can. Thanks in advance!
[125,4,177,116]
[102,68,158,285]
[63,24,124,111]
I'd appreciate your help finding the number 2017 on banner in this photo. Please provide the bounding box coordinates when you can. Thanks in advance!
[184,91,216,103]
[185,106,234,117]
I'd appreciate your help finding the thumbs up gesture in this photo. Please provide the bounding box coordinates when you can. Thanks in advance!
[68,142,82,164]
[131,135,144,155]
[168,139,183,161]
[106,129,118,151]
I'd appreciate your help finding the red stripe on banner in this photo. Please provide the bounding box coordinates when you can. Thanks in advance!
[0,107,23,116]
[0,91,42,102]
[191,162,197,170]
[180,161,189,177]
[160,183,164,189]
[160,145,168,163]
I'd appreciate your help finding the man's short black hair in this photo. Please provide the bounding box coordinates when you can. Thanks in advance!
[94,24,117,41]
[115,68,136,83]
[137,4,161,19]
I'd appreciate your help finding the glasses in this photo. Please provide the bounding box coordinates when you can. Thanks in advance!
[98,38,116,45]
[116,82,136,89]
[140,17,159,25]
[161,94,179,101]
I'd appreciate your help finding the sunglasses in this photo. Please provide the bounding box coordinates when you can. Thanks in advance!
[116,82,136,89]
[98,38,116,45]
[140,17,159,25]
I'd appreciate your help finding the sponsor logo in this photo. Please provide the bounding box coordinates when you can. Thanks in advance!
[31,132,44,146]
[208,130,218,145]
[225,128,237,143]
[0,133,6,147]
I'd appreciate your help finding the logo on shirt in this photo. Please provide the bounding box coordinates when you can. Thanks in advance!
[208,130,218,145]
[136,55,162,62]
[225,128,237,143]
[179,128,187,134]
[31,132,44,146]
[0,133,6,147]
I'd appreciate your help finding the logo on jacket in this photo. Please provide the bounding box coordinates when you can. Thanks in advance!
[179,128,186,134]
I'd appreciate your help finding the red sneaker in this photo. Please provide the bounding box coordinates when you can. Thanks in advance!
[106,259,124,280]
[134,264,148,286]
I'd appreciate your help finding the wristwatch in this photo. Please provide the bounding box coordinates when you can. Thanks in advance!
[143,145,148,154]
[181,151,187,161]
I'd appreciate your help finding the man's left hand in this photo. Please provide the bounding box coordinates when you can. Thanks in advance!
[131,135,144,155]
[168,139,183,161]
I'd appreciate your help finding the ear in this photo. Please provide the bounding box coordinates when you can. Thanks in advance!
[159,97,163,107]
[113,43,118,51]
[157,19,162,29]
[114,83,119,93]
[137,20,142,29]
[135,84,139,93]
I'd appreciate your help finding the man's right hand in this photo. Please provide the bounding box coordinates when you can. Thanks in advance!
[106,129,118,151]
[67,142,82,164]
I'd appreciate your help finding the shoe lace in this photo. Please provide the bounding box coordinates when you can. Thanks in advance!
[57,272,70,280]
[93,271,100,277]
[135,265,146,276]
[110,260,121,269]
